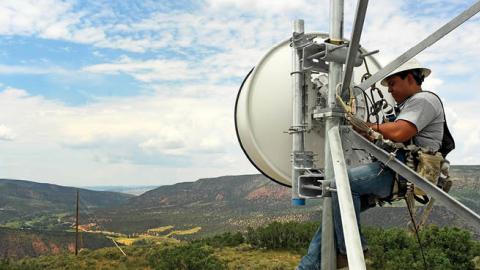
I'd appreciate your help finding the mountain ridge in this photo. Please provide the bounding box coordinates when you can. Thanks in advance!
[0,167,479,259]
[95,167,480,237]
[0,178,134,226]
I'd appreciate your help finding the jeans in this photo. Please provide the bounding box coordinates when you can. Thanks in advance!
[297,161,394,270]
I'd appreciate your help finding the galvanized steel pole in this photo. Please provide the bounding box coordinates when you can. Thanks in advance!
[291,20,306,206]
[329,126,366,269]
[321,0,344,269]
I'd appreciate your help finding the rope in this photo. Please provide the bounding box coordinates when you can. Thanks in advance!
[111,238,127,257]
[78,193,128,257]
[404,196,428,270]
[347,114,371,134]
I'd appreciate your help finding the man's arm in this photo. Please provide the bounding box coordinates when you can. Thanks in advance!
[369,120,417,143]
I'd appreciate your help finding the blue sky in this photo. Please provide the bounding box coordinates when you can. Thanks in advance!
[0,0,479,186]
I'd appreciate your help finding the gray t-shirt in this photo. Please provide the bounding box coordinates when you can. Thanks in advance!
[396,91,444,151]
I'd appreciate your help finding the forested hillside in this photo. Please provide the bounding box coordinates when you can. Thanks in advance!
[94,174,323,235]
[0,166,478,260]
[0,179,133,226]
[94,168,480,237]
[1,222,479,270]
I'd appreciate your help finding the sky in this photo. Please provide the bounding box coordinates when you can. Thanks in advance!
[0,0,479,187]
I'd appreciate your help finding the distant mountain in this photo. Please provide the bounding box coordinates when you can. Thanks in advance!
[128,174,294,211]
[83,185,159,196]
[1,165,478,242]
[0,179,134,224]
[96,166,480,237]
[96,174,323,235]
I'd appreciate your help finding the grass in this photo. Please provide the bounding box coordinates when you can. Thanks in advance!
[146,225,174,233]
[4,234,479,270]
[3,242,302,270]
[215,244,301,270]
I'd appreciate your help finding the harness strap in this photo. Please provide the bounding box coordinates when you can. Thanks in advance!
[420,91,455,157]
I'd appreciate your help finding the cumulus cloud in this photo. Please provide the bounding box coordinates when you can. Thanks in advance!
[0,64,65,75]
[360,0,480,79]
[206,0,310,13]
[0,84,244,164]
[0,84,255,185]
[1,0,480,187]
[83,49,260,84]
[0,0,78,36]
[0,125,15,141]
[83,56,198,82]
[446,101,480,165]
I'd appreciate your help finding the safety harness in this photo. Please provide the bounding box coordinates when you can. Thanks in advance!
[388,91,455,205]
[340,90,455,206]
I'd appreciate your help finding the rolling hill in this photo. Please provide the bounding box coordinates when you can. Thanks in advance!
[94,174,323,235]
[0,166,478,259]
[94,167,480,237]
[0,179,134,226]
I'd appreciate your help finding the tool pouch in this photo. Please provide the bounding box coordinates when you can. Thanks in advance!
[437,159,452,192]
[413,151,443,204]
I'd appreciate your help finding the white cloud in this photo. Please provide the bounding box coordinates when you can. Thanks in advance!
[83,56,198,82]
[360,0,480,79]
[0,0,315,53]
[0,0,77,36]
[206,0,310,13]
[58,95,234,155]
[0,85,255,185]
[446,101,480,165]
[82,48,260,84]
[422,75,444,91]
[0,125,15,141]
[0,64,65,75]
[1,0,480,187]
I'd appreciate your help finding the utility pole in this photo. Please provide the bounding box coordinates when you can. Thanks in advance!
[291,19,306,207]
[321,1,344,269]
[75,189,79,256]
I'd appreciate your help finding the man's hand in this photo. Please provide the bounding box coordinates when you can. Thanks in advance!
[367,120,417,143]
[347,116,381,141]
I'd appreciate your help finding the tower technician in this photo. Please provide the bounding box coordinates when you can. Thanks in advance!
[297,58,454,269]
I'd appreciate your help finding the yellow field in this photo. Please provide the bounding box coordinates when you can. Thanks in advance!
[165,226,201,237]
[112,226,201,246]
[146,225,174,233]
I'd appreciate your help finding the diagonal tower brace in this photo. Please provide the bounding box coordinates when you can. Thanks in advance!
[342,126,480,228]
[357,0,480,90]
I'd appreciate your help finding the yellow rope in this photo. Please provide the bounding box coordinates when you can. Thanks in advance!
[336,93,370,133]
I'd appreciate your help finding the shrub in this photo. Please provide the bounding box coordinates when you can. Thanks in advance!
[132,238,153,246]
[195,232,244,248]
[244,221,319,252]
[148,243,226,270]
[364,226,479,270]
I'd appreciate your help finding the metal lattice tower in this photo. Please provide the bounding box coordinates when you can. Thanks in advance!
[288,1,480,269]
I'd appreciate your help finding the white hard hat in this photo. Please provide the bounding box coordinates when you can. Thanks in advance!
[380,58,431,86]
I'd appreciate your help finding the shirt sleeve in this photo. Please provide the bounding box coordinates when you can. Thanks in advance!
[396,96,437,132]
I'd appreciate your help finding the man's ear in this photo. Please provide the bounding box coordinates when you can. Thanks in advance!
[406,73,416,85]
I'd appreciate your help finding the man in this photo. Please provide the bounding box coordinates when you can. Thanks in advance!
[297,58,445,269]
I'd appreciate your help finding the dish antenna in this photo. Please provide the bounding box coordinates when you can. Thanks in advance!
[235,0,480,269]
